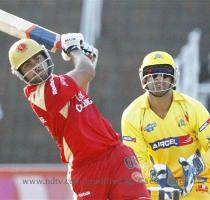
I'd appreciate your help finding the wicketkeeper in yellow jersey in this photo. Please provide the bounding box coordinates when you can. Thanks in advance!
[121,51,210,199]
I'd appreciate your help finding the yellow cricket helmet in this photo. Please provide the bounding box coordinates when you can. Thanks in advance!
[9,38,44,71]
[139,51,179,94]
[141,51,176,69]
[8,38,54,85]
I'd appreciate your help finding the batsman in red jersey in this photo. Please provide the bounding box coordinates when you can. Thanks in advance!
[8,33,150,200]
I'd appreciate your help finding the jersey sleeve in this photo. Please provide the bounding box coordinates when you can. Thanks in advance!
[121,113,153,181]
[194,102,210,151]
[44,75,79,115]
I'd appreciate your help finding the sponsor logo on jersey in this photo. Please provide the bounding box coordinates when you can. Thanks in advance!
[199,118,210,132]
[195,184,208,193]
[75,91,93,112]
[149,134,193,151]
[131,171,146,184]
[122,136,136,142]
[78,191,91,197]
[144,122,157,132]
[49,78,58,95]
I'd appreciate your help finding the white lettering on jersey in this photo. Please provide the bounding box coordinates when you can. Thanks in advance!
[60,76,69,86]
[122,136,136,142]
[151,138,179,151]
[199,118,210,132]
[39,117,46,124]
[75,91,93,112]
[50,78,58,95]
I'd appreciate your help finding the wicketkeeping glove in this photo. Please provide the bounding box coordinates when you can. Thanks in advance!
[151,164,181,199]
[179,151,205,196]
[61,33,84,61]
[81,42,98,69]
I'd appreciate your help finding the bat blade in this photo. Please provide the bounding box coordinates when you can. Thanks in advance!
[0,9,61,52]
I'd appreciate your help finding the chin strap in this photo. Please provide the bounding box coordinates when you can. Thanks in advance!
[150,90,170,97]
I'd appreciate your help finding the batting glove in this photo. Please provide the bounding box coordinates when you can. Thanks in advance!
[61,33,84,60]
[151,164,181,199]
[179,151,205,196]
[81,42,98,69]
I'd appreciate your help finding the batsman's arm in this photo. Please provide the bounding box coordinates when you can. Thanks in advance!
[61,33,96,92]
[67,50,95,92]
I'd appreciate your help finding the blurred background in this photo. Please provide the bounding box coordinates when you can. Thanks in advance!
[0,0,210,199]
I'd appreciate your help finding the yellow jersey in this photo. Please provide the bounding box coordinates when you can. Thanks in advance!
[121,90,210,184]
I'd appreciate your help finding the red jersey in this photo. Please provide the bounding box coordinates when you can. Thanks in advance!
[24,74,120,168]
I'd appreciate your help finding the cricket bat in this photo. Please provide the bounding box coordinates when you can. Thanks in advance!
[0,9,61,52]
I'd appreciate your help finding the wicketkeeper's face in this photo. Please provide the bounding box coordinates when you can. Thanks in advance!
[141,65,176,96]
[146,74,173,96]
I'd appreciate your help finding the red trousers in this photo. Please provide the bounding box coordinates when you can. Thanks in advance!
[71,143,150,200]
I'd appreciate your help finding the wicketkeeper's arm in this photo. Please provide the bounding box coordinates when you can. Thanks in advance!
[121,116,153,181]
[202,148,210,168]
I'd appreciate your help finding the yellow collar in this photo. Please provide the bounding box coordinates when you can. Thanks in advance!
[139,90,185,109]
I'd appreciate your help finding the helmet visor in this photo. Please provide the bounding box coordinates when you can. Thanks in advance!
[18,52,54,85]
[143,65,174,76]
[22,57,53,85]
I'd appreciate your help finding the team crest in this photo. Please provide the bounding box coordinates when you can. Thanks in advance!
[178,119,185,127]
[176,115,188,127]
[17,43,27,52]
[153,53,163,60]
[144,122,156,132]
